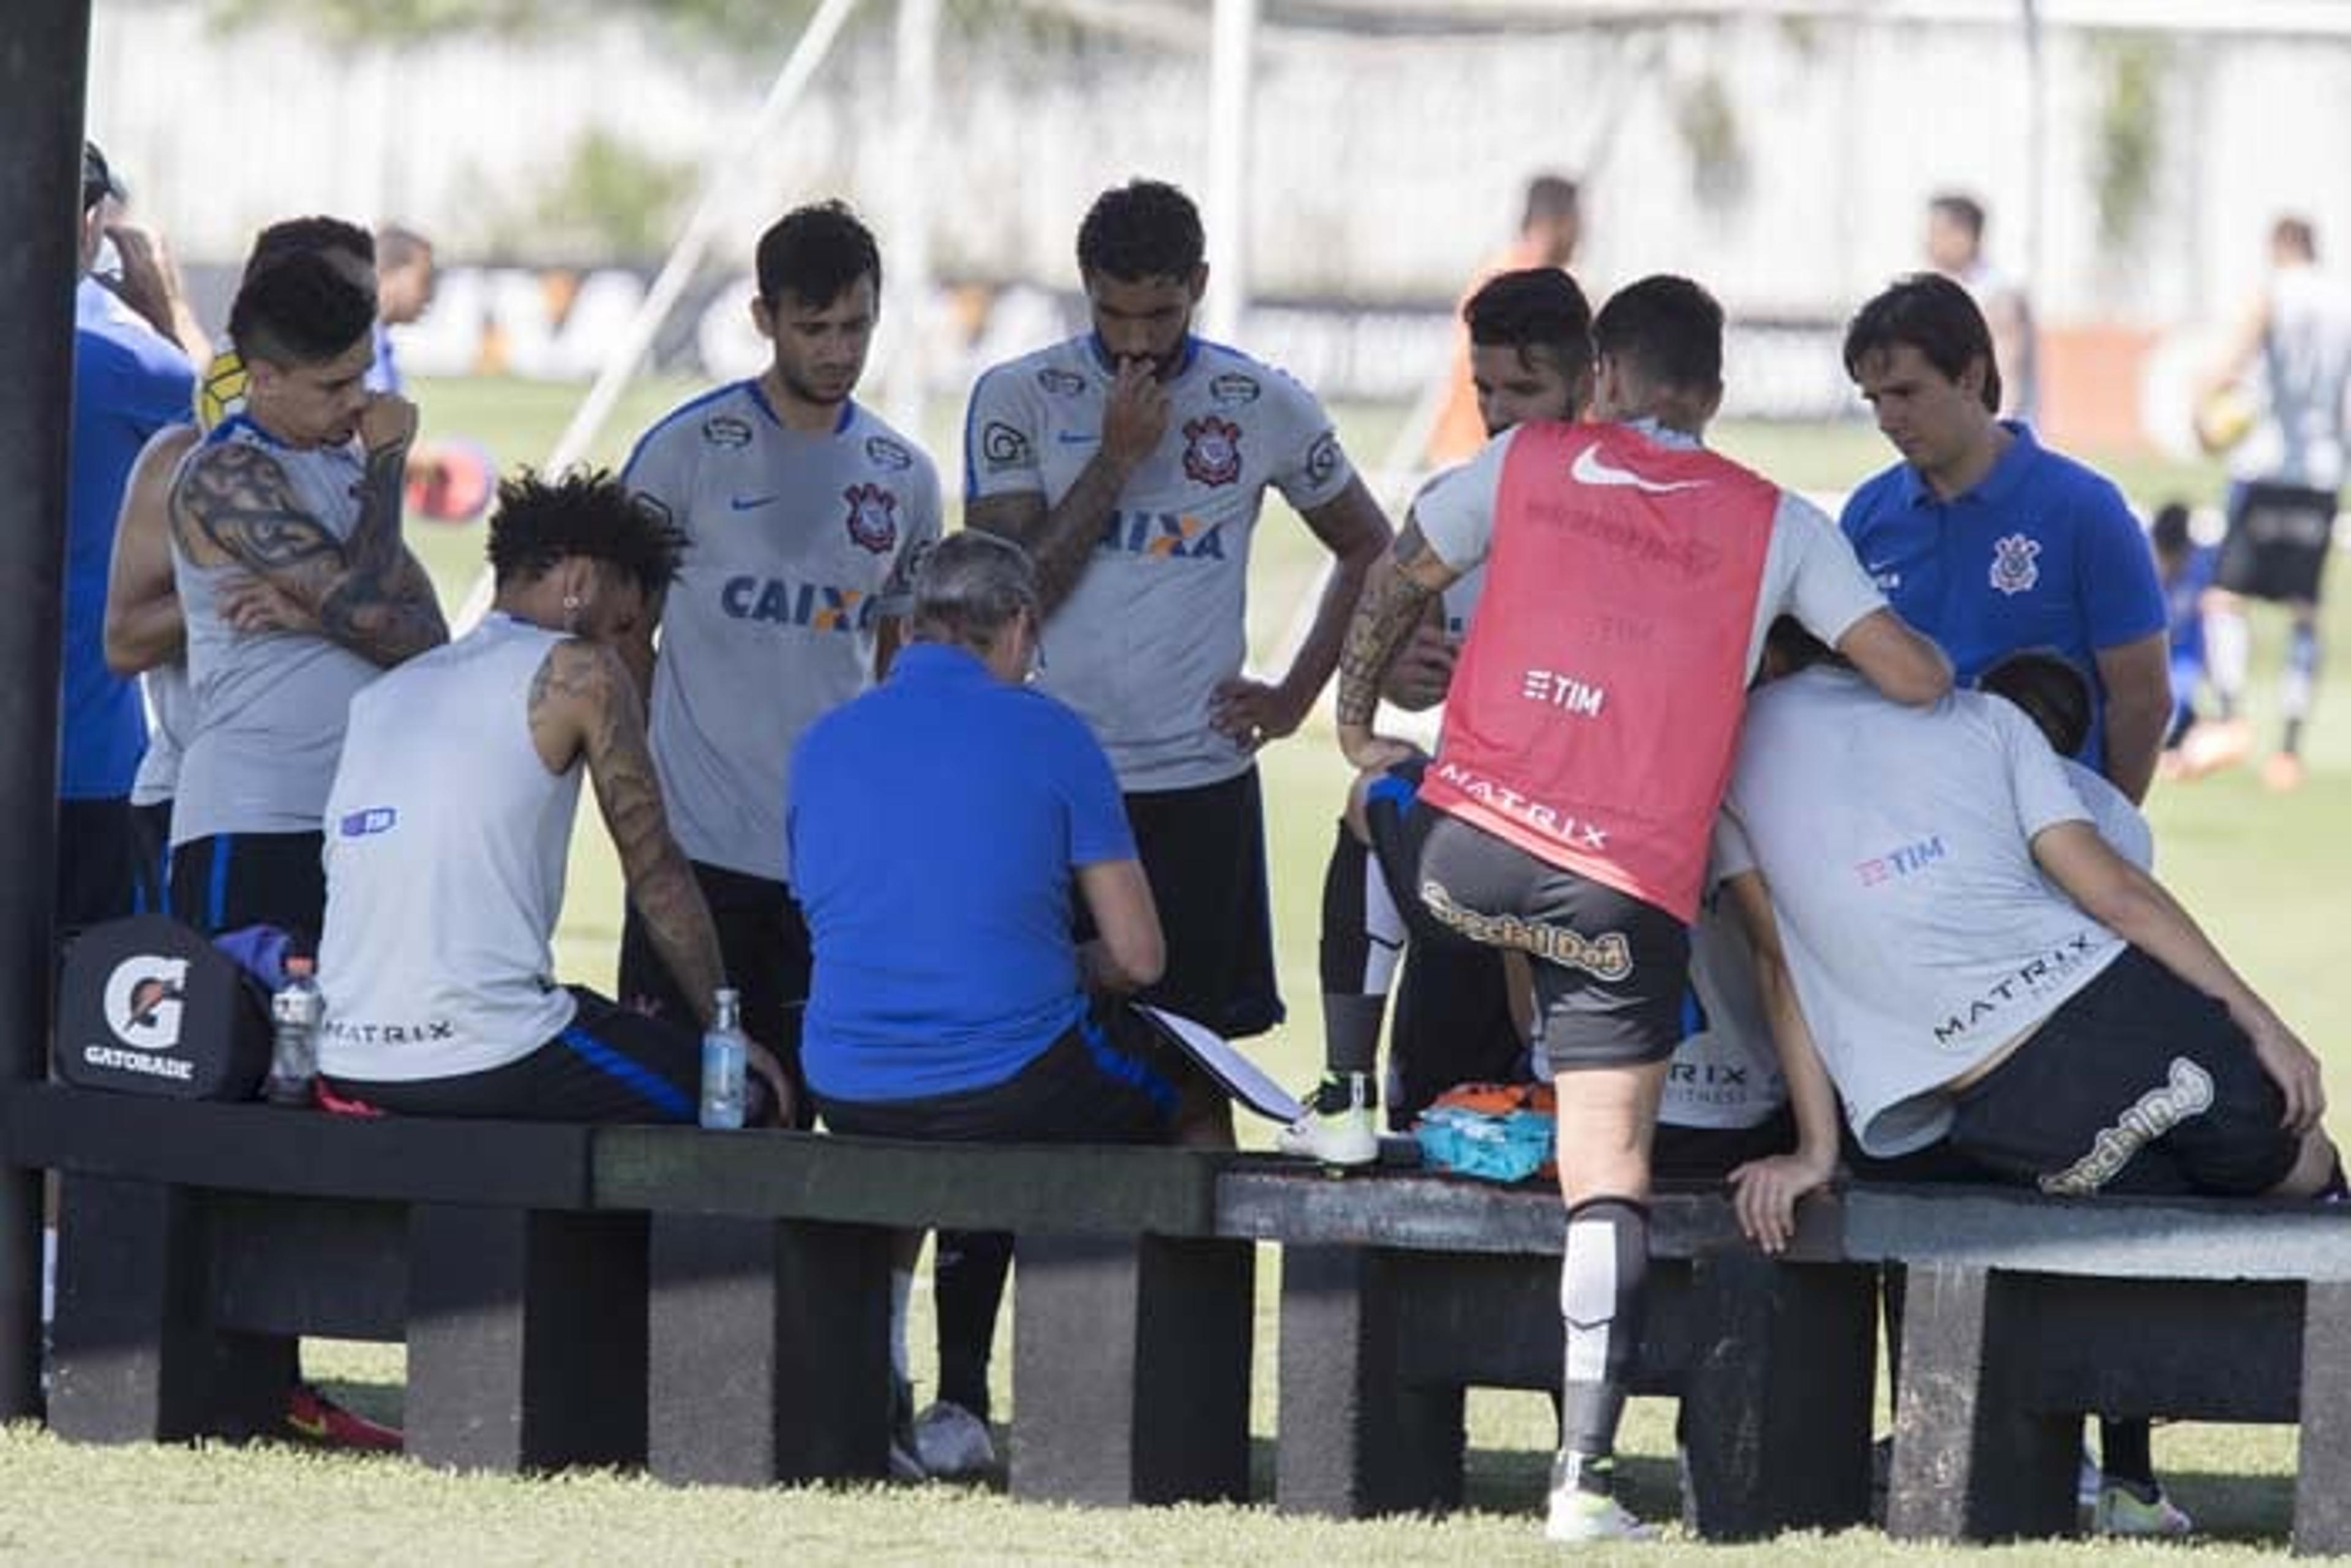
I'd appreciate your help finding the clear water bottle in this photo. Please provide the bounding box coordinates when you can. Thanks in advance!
[265,956,322,1106]
[699,986,748,1130]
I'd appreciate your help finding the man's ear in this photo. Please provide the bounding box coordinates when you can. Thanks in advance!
[749,294,775,342]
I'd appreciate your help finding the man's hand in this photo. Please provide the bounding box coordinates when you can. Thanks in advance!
[1382,622,1458,711]
[1728,1147,1837,1255]
[358,394,419,457]
[2246,1015,2327,1136]
[216,571,315,636]
[1101,358,1170,475]
[1209,675,1311,754]
[746,1038,797,1130]
[1337,720,1419,775]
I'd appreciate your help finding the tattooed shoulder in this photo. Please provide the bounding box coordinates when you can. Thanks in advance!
[178,443,339,571]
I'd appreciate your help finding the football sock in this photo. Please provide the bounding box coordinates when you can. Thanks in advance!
[2207,607,2251,719]
[934,1229,1013,1421]
[1560,1196,1649,1484]
[1318,821,1405,1077]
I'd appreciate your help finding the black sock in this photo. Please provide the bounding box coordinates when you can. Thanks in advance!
[934,1229,1013,1421]
[2099,1417,2154,1491]
[1317,819,1403,1078]
[1560,1196,1650,1483]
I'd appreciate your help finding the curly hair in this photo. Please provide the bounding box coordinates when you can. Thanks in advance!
[1076,179,1205,283]
[486,467,689,601]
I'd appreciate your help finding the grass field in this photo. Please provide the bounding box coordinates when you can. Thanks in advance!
[24,376,2350,1561]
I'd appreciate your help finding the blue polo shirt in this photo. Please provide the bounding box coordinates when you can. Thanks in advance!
[65,278,194,800]
[788,642,1138,1102]
[1840,422,2164,773]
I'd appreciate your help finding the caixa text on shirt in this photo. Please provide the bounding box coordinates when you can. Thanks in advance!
[1932,930,2102,1048]
[720,577,885,632]
[323,1018,459,1046]
[1095,511,1228,560]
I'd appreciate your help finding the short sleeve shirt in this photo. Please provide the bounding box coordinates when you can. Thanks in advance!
[1839,423,2164,774]
[962,335,1355,790]
[626,385,942,882]
[789,643,1135,1101]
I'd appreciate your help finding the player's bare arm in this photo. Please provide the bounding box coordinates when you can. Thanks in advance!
[103,424,197,675]
[1075,858,1166,995]
[2032,820,2325,1134]
[2094,631,2172,805]
[1832,607,1953,707]
[173,423,447,668]
[967,359,1168,616]
[1334,521,1461,769]
[531,639,727,1026]
[1723,869,1843,1253]
[1210,475,1393,749]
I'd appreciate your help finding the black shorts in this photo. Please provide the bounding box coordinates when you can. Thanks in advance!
[1117,768,1282,1040]
[168,830,326,943]
[2216,481,2338,604]
[1652,1107,1798,1182]
[619,860,812,1127]
[325,986,724,1124]
[1415,812,1689,1071]
[56,797,136,942]
[813,1002,1182,1145]
[1949,947,2301,1197]
[129,800,172,918]
[1362,761,1526,1121]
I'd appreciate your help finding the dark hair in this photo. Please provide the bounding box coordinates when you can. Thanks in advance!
[1928,192,1986,242]
[81,141,119,214]
[227,249,376,367]
[1464,268,1593,378]
[2150,501,2192,557]
[755,201,880,309]
[246,216,377,283]
[1978,649,2093,757]
[2274,215,2319,261]
[1076,179,1204,283]
[376,223,433,272]
[1523,174,1580,229]
[487,467,688,600]
[1842,273,2002,415]
[1592,275,1722,392]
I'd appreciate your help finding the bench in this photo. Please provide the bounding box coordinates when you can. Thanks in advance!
[594,1127,1253,1506]
[8,1084,645,1472]
[1845,1184,2351,1555]
[1213,1160,1877,1540]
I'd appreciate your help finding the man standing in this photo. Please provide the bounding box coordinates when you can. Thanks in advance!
[168,245,446,940]
[618,201,942,1120]
[2191,216,2351,790]
[367,225,435,396]
[318,470,786,1123]
[1424,174,1584,466]
[1841,274,2169,804]
[61,142,194,940]
[965,176,1390,1046]
[1335,276,1950,1540]
[1925,192,2037,423]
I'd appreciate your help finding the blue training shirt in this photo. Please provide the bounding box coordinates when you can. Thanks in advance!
[1840,422,2164,774]
[64,278,194,800]
[789,642,1138,1102]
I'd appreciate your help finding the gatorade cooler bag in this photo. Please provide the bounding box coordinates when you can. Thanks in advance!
[56,915,271,1100]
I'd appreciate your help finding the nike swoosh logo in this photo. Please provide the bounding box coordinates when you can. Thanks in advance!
[1056,431,1100,446]
[730,493,778,511]
[1570,445,1707,494]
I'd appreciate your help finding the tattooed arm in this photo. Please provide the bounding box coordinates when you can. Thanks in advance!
[966,359,1168,617]
[171,400,447,668]
[1333,522,1464,770]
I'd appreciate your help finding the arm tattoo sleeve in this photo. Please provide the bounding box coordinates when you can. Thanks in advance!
[179,443,341,570]
[966,450,1127,618]
[1334,526,1442,728]
[317,445,448,665]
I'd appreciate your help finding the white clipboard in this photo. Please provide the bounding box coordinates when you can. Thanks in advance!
[1131,1003,1304,1124]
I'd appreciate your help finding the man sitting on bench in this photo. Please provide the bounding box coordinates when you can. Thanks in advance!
[1719,618,2340,1258]
[315,470,787,1122]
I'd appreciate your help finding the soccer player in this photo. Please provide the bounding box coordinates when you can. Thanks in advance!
[1423,174,1583,467]
[61,141,194,939]
[1924,192,2038,422]
[1333,276,1950,1540]
[2191,216,2351,790]
[367,225,435,396]
[617,201,941,1120]
[1284,266,1591,1163]
[317,470,787,1123]
[964,176,1391,1051]
[2146,502,2220,773]
[169,244,446,940]
[1841,273,2169,805]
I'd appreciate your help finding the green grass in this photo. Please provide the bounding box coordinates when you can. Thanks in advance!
[23,377,2334,1559]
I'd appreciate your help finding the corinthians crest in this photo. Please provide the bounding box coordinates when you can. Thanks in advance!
[1989,532,2041,595]
[842,484,898,553]
[1182,415,1243,488]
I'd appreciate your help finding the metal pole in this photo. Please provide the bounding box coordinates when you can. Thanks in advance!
[883,0,941,436]
[1204,0,1258,343]
[0,0,96,1422]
